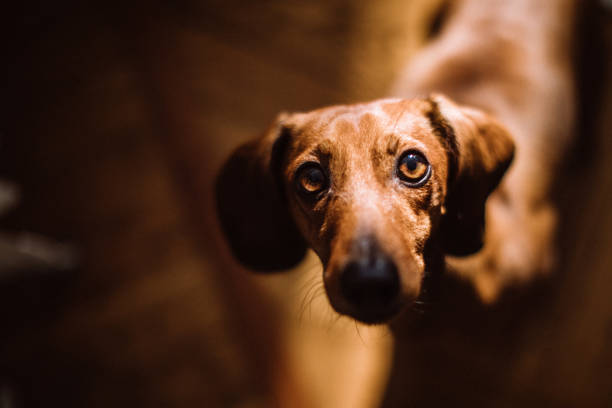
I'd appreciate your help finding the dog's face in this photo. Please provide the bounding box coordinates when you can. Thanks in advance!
[217,95,514,324]
[280,99,450,323]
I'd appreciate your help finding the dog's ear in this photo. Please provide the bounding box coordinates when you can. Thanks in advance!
[428,94,515,256]
[215,113,307,271]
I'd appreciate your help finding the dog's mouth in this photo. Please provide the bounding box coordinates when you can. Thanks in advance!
[326,286,410,324]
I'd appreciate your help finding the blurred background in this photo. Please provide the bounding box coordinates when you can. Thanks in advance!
[0,0,611,407]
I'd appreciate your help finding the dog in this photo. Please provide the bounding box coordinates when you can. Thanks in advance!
[216,0,577,323]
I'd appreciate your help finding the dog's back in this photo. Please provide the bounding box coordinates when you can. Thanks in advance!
[393,0,578,300]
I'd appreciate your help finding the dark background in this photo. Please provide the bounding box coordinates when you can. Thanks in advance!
[0,1,611,407]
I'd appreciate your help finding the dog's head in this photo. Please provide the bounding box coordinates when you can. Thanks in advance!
[216,95,514,323]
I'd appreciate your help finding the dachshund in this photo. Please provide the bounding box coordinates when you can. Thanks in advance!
[215,0,577,323]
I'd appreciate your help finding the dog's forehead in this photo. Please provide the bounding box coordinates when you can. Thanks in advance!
[286,98,435,155]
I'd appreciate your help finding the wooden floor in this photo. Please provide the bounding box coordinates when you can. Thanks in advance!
[0,1,611,407]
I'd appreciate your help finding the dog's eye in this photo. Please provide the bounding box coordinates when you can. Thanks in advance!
[397,151,431,186]
[296,163,328,196]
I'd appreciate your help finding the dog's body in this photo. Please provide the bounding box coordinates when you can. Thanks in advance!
[217,0,578,322]
[394,0,577,301]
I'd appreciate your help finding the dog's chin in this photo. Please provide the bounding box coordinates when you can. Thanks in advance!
[332,299,406,325]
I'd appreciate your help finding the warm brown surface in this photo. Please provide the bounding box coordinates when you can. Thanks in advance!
[0,1,611,407]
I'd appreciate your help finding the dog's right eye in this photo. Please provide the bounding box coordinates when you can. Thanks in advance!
[295,163,328,196]
[397,150,431,186]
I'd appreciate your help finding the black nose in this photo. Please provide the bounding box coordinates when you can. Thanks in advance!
[340,254,400,323]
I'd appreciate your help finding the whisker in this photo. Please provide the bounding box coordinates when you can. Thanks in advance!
[306,286,325,321]
[296,274,320,296]
[354,320,367,346]
[298,281,324,323]
[298,280,320,320]
[326,310,344,334]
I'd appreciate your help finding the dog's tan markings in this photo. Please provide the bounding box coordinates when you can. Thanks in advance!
[357,111,379,132]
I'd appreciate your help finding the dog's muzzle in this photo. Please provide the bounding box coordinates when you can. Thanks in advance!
[339,238,401,323]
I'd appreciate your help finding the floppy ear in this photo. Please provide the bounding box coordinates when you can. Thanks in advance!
[215,113,307,271]
[429,94,515,256]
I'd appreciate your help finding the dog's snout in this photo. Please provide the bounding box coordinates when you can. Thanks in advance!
[340,253,400,323]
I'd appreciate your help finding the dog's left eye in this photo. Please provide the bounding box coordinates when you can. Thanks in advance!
[397,151,431,186]
[295,163,328,196]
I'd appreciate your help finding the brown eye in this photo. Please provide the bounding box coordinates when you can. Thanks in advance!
[397,151,431,186]
[296,163,328,196]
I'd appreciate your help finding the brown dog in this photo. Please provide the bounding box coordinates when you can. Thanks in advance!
[216,0,577,322]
